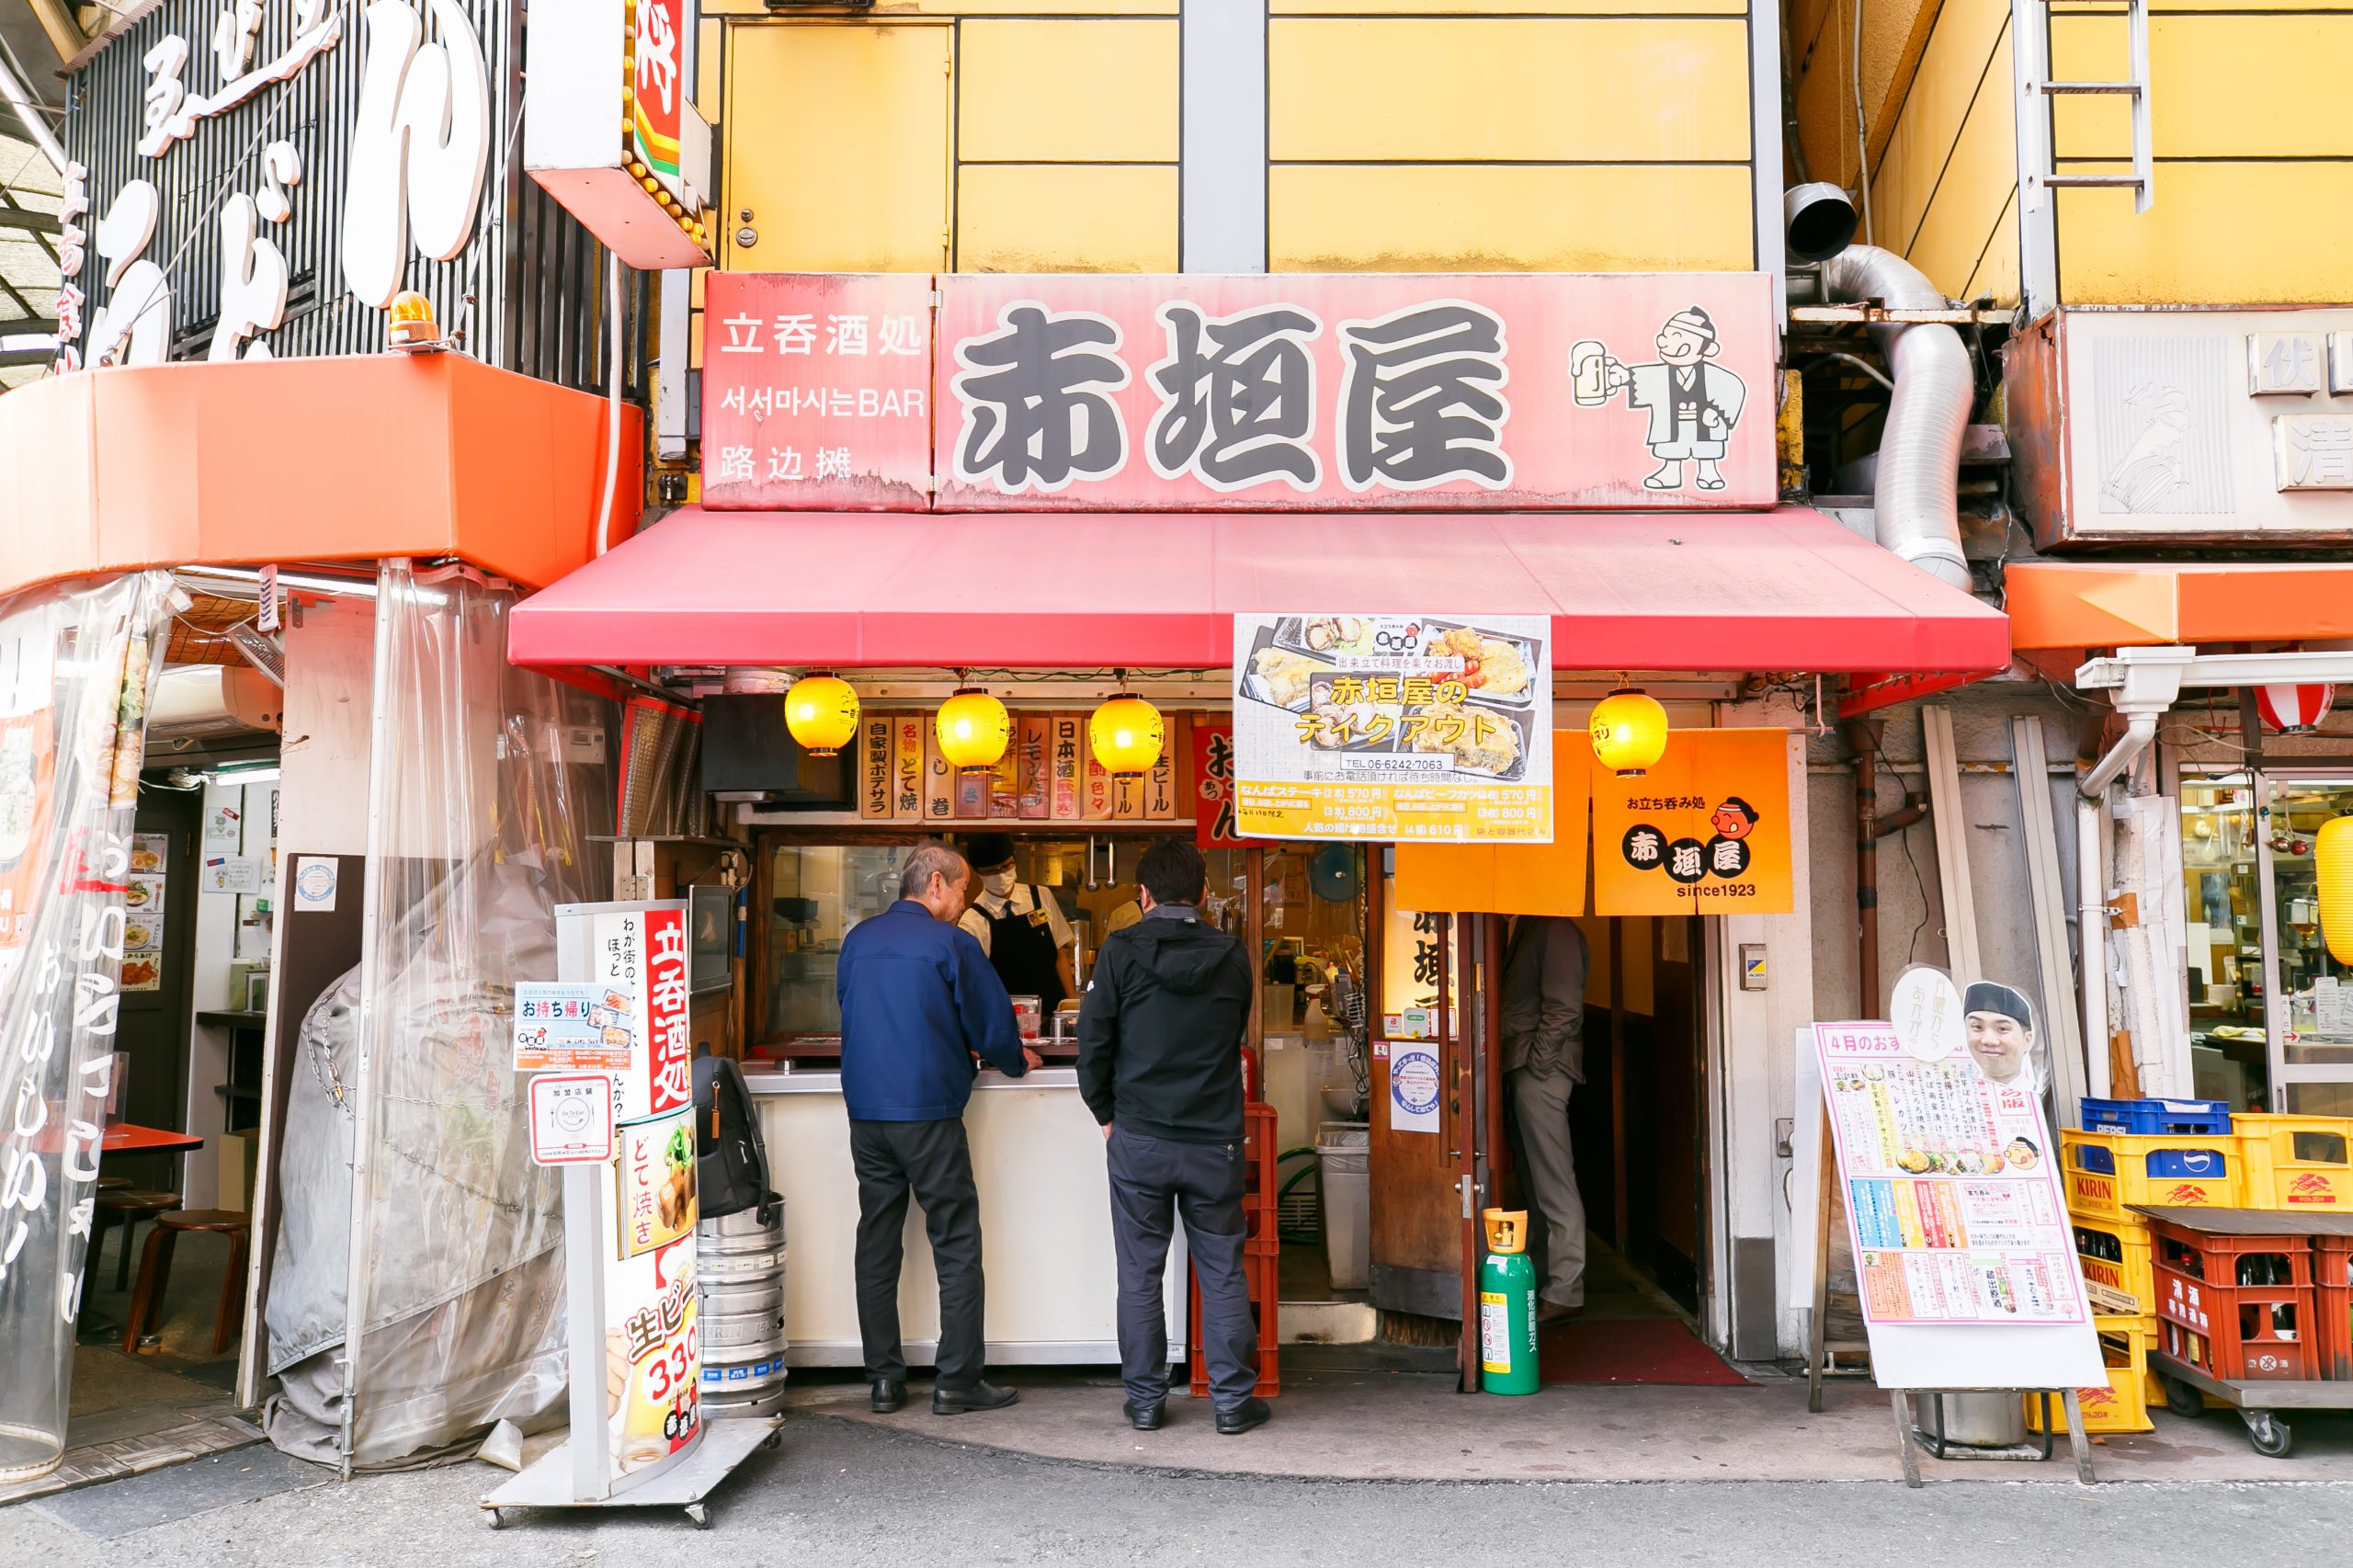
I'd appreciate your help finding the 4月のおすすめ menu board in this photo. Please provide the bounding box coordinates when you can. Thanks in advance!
[1814,1023,2089,1327]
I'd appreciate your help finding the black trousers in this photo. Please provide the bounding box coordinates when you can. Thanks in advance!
[1107,1124,1258,1410]
[849,1117,987,1389]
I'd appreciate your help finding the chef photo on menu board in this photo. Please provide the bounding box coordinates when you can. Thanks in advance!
[1961,980,2045,1096]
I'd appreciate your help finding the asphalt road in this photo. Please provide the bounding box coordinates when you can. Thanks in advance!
[6,1415,2353,1567]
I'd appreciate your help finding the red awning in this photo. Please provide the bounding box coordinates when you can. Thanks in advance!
[506,506,2007,674]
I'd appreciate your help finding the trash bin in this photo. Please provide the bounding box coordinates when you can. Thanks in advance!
[1316,1122,1370,1290]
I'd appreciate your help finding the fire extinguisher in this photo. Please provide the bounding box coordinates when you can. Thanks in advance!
[1479,1209,1540,1395]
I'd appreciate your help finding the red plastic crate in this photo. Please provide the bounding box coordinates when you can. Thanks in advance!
[2317,1234,2353,1381]
[2149,1215,2318,1381]
[1188,1244,1279,1398]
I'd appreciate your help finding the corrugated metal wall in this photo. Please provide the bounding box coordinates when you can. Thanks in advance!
[65,0,624,390]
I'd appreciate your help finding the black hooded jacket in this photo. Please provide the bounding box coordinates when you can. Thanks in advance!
[1075,910,1253,1143]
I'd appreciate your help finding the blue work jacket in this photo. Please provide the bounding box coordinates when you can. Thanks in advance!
[835,899,1028,1120]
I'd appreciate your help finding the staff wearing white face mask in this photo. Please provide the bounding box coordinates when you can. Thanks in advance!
[957,834,1077,1007]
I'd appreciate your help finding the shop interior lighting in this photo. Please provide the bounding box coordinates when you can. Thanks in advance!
[176,565,379,599]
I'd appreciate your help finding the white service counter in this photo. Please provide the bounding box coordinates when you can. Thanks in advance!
[748,1066,1187,1369]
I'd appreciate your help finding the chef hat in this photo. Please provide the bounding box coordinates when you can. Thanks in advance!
[1666,306,1718,345]
[1962,980,2035,1029]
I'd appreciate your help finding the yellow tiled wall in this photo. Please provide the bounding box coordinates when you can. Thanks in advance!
[716,5,1759,283]
[2048,12,2353,304]
[1860,0,2017,305]
[1805,0,2353,307]
[1266,13,1756,272]
[718,12,1180,276]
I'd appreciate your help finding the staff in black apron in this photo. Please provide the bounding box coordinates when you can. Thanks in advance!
[958,834,1075,1007]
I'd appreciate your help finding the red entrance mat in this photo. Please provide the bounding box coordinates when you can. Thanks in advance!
[1538,1317,1753,1387]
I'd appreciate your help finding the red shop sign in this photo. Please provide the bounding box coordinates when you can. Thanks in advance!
[699,271,1776,513]
[700,272,935,509]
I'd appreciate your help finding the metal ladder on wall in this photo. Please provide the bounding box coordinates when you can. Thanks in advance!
[2014,0,2153,217]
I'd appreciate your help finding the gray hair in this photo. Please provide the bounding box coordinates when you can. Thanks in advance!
[899,842,967,900]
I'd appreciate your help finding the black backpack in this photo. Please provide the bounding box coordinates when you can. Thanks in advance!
[693,1052,779,1224]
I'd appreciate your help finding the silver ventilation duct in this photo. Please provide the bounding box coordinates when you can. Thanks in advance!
[1816,245,1973,590]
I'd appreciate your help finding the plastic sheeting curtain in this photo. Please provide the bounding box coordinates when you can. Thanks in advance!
[260,562,611,1470]
[0,573,176,1484]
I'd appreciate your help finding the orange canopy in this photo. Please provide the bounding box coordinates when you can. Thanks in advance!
[2006,561,2353,652]
[0,353,640,601]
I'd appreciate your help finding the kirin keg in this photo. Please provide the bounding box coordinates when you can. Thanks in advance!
[698,1201,786,1418]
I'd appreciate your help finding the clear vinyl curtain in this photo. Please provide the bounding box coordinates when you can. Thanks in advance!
[260,562,612,1470]
[0,573,176,1484]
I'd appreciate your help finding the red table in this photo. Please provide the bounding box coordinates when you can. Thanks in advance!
[101,1123,207,1154]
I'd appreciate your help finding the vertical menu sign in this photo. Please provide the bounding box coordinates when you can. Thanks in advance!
[1814,1022,2091,1330]
[593,906,701,1477]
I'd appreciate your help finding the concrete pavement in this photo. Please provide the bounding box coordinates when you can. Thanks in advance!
[803,1354,2353,1484]
[6,1414,2353,1568]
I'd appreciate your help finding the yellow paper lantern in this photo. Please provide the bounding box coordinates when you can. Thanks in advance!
[1589,687,1668,778]
[1090,694,1164,778]
[2319,815,2353,964]
[937,687,1009,772]
[784,672,858,757]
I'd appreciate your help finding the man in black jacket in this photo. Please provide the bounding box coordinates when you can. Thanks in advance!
[1076,840,1267,1436]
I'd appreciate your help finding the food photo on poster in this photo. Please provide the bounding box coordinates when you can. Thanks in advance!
[1229,611,1553,843]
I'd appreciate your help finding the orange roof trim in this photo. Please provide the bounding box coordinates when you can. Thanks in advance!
[2006,561,2353,653]
[0,354,641,602]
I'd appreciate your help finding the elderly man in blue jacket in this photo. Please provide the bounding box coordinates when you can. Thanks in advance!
[837,840,1039,1416]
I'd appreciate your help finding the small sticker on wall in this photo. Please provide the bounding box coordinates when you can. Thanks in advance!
[293,856,338,913]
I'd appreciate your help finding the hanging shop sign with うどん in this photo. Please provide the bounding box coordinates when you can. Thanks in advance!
[56,0,496,373]
[699,271,1776,512]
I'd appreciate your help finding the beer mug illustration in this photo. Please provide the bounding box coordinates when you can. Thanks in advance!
[1570,340,1614,406]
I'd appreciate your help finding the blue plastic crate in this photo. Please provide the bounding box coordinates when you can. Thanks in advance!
[2080,1096,2233,1137]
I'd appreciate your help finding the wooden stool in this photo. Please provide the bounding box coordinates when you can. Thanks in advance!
[92,1189,181,1292]
[97,1175,132,1191]
[124,1210,250,1355]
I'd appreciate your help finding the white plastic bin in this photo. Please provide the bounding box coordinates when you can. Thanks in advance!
[1316,1122,1370,1290]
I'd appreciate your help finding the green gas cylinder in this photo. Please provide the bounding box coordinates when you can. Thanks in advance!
[1478,1209,1540,1395]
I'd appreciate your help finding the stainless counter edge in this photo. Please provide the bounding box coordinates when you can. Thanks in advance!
[745,1066,1082,1095]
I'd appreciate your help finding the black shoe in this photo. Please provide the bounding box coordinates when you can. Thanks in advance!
[931,1380,1020,1415]
[1124,1400,1165,1431]
[1214,1396,1271,1436]
[1537,1301,1586,1328]
[869,1377,906,1414]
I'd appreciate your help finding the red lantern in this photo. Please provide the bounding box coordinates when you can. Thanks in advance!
[2256,683,2336,735]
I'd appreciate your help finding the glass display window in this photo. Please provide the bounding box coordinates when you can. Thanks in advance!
[2179,774,2268,1108]
[2262,776,2353,1069]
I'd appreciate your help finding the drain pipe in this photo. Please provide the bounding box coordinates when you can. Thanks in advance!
[1816,246,1972,590]
[1844,718,1929,1016]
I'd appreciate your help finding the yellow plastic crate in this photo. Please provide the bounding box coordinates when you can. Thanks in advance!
[2025,1314,2155,1435]
[2234,1113,2353,1210]
[2073,1214,2155,1317]
[2062,1128,2244,1222]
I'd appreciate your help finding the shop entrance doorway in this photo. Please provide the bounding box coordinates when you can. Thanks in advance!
[1550,914,1706,1324]
[1365,906,1720,1384]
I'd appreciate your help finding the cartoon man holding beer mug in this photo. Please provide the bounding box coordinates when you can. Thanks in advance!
[1572,306,1747,493]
